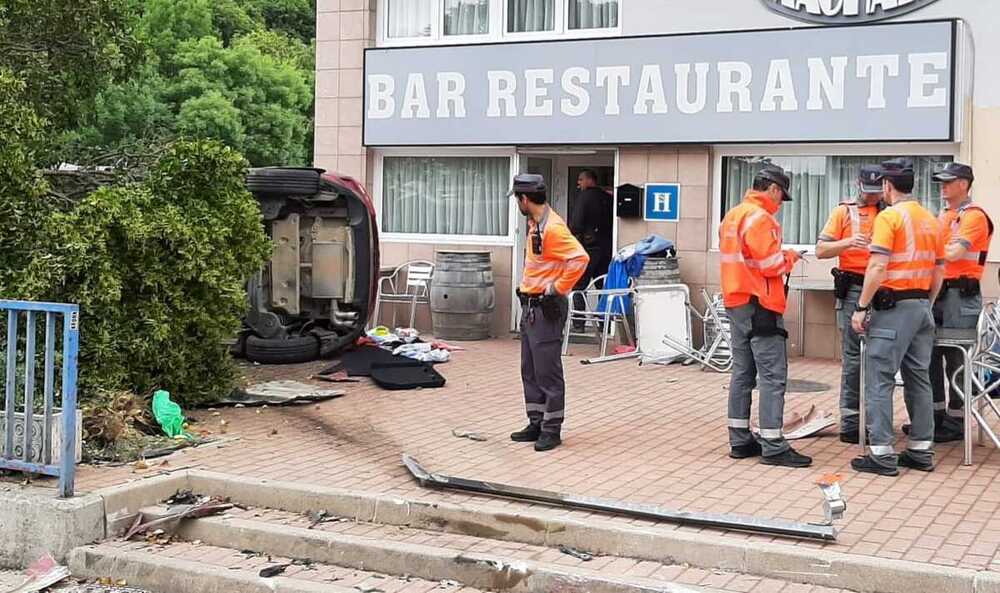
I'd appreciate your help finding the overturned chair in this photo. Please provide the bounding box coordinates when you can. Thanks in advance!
[659,288,733,372]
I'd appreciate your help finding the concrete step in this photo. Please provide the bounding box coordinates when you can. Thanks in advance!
[134,504,714,593]
[71,542,489,593]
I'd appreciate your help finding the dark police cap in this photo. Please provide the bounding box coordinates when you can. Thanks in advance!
[754,165,792,202]
[876,158,914,182]
[932,162,974,183]
[507,173,547,197]
[859,165,884,193]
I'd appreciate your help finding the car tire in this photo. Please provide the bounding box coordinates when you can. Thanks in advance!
[246,167,323,196]
[245,334,321,365]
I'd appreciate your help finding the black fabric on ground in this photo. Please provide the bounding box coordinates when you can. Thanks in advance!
[319,345,417,377]
[369,362,446,390]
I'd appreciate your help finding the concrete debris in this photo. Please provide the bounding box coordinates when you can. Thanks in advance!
[557,545,593,561]
[451,429,487,442]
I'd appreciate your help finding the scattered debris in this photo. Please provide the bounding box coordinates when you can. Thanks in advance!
[8,552,70,593]
[219,381,345,407]
[439,580,461,588]
[306,510,336,529]
[354,587,385,593]
[817,474,847,525]
[402,453,837,541]
[451,429,487,442]
[259,564,291,578]
[132,460,149,471]
[123,500,233,540]
[311,371,360,383]
[558,545,593,561]
[750,405,836,440]
[165,489,199,506]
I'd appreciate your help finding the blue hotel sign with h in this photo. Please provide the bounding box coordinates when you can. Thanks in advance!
[644,183,680,222]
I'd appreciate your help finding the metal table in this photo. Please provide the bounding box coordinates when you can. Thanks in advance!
[859,328,979,466]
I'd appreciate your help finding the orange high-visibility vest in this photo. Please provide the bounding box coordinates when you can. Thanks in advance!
[939,201,994,281]
[818,201,881,276]
[869,200,944,292]
[519,208,589,296]
[719,191,792,314]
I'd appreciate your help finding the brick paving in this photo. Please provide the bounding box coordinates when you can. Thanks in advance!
[56,339,1000,575]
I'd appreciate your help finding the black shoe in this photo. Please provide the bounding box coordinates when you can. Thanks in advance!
[534,432,562,451]
[840,431,859,444]
[851,455,899,476]
[729,442,763,459]
[760,448,812,468]
[510,424,541,442]
[933,427,964,443]
[898,452,935,472]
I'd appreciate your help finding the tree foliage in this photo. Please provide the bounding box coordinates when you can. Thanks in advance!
[15,141,272,404]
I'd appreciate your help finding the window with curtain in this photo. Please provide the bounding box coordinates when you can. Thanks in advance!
[508,0,555,32]
[721,155,953,245]
[382,156,511,236]
[568,0,618,29]
[387,0,434,38]
[445,0,490,35]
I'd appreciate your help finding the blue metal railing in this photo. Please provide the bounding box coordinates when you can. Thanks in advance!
[0,300,80,498]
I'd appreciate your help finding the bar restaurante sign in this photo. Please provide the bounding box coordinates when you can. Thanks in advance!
[761,0,943,25]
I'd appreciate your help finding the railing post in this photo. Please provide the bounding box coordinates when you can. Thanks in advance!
[58,307,80,498]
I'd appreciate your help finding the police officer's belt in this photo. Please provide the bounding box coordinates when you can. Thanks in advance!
[516,290,544,305]
[836,270,865,286]
[831,269,865,299]
[943,277,980,292]
[872,288,929,310]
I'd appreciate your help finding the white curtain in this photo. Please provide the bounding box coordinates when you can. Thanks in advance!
[508,0,555,32]
[568,0,618,29]
[383,157,510,236]
[387,0,434,38]
[722,155,952,245]
[445,0,490,35]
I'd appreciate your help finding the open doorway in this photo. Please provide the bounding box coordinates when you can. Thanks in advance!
[512,149,617,331]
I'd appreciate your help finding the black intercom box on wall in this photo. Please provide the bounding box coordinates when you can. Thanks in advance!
[616,184,642,218]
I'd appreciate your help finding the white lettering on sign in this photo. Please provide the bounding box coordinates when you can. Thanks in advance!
[717,62,753,113]
[807,57,847,110]
[653,193,672,213]
[367,52,949,121]
[907,52,948,108]
[857,54,899,109]
[561,67,590,117]
[765,0,941,24]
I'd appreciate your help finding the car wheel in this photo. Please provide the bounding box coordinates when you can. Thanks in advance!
[245,334,321,365]
[246,167,323,196]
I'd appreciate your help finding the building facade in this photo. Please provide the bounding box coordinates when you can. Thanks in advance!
[315,0,1000,357]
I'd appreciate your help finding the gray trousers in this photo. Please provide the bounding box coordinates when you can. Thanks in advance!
[727,303,790,457]
[930,288,981,432]
[837,286,863,434]
[863,299,936,470]
[520,301,568,434]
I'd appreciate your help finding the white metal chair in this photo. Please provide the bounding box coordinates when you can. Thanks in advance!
[372,260,434,330]
[561,274,635,361]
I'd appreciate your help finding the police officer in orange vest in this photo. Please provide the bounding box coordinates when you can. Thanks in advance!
[927,163,994,442]
[816,166,884,443]
[850,158,945,476]
[508,174,589,452]
[720,165,812,468]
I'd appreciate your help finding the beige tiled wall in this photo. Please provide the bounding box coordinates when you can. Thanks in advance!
[315,0,373,184]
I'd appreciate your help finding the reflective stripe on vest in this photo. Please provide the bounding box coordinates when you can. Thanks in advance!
[882,201,938,291]
[846,204,861,236]
[944,202,994,280]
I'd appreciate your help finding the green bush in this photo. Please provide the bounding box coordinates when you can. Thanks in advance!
[16,140,272,405]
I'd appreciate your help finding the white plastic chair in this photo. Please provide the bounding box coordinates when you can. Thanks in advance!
[561,274,635,360]
[372,260,434,330]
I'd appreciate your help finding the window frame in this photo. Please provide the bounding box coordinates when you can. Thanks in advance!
[710,143,960,253]
[373,146,519,246]
[376,0,621,47]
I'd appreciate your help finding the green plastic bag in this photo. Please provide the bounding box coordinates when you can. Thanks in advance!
[152,390,185,438]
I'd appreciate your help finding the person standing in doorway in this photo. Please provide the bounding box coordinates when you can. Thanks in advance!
[926,163,993,442]
[815,166,885,444]
[509,174,590,452]
[720,165,812,468]
[569,170,614,325]
[850,158,944,476]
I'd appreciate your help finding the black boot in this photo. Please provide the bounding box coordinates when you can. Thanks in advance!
[851,455,899,476]
[510,424,541,442]
[898,452,934,472]
[839,429,870,444]
[760,448,812,468]
[729,442,762,459]
[534,431,562,451]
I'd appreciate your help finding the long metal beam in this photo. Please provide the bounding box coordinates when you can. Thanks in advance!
[402,454,837,542]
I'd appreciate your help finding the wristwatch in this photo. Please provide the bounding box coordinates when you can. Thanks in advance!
[854,302,871,313]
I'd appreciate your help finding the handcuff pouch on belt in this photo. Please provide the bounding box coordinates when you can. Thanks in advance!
[872,288,896,311]
[831,269,864,300]
[517,289,564,322]
[748,297,788,340]
[948,277,981,298]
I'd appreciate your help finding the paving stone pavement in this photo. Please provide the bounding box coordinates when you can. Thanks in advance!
[46,339,1000,575]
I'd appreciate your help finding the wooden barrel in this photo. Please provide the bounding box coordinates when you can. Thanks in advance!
[430,251,496,340]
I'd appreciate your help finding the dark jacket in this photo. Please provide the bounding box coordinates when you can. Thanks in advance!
[569,187,613,250]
